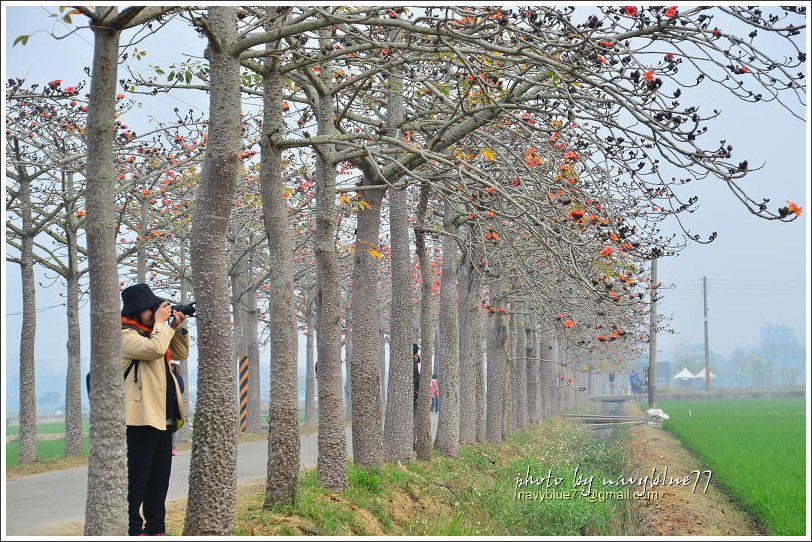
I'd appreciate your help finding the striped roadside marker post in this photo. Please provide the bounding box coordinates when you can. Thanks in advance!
[239,356,249,433]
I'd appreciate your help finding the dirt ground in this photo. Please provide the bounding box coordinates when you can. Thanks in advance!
[622,401,763,536]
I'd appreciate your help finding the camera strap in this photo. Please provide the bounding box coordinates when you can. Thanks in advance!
[124,360,139,383]
[121,325,150,384]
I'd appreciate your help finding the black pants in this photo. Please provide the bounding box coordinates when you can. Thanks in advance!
[127,425,173,536]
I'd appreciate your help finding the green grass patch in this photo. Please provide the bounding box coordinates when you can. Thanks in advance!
[6,421,89,436]
[224,416,643,536]
[6,437,90,467]
[650,397,805,536]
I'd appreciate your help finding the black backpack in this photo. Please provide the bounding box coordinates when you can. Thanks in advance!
[85,360,139,395]
[86,325,148,395]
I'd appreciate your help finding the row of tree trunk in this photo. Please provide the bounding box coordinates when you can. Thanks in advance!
[68,6,602,535]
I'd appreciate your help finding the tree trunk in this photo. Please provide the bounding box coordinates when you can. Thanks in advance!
[17,149,37,465]
[178,244,191,443]
[555,338,565,414]
[540,328,553,418]
[242,234,261,434]
[377,304,386,418]
[184,7,241,534]
[312,26,348,490]
[457,250,478,444]
[230,233,260,433]
[258,12,301,504]
[475,313,487,442]
[526,316,540,425]
[230,266,245,416]
[304,289,317,427]
[434,200,460,458]
[244,287,261,433]
[64,270,83,456]
[513,304,528,430]
[414,183,434,460]
[382,70,413,464]
[348,166,385,468]
[63,170,83,457]
[564,344,574,410]
[434,329,442,382]
[502,312,515,439]
[343,304,352,420]
[485,282,506,443]
[83,11,128,535]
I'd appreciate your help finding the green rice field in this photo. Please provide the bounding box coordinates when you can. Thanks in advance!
[6,438,90,467]
[653,397,806,536]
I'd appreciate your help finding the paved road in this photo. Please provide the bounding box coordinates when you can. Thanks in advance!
[6,414,439,536]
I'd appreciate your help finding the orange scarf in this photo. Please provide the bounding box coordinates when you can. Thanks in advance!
[121,316,171,362]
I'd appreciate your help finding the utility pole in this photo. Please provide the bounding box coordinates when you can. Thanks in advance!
[703,275,711,391]
[648,258,657,409]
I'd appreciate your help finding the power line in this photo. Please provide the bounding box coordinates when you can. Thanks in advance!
[40,7,93,48]
[5,302,65,317]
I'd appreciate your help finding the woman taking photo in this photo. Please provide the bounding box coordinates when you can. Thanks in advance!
[120,283,189,536]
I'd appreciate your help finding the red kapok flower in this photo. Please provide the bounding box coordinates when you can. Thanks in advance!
[623,6,637,16]
[786,200,803,217]
[563,319,574,329]
[643,70,655,83]
[664,6,677,18]
[599,246,613,257]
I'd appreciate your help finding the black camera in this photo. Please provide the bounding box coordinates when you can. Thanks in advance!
[171,301,196,317]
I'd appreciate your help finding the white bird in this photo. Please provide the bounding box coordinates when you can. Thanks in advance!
[688,409,692,418]
[646,408,670,420]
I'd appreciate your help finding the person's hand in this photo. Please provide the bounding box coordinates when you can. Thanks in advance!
[154,302,172,324]
[170,309,186,329]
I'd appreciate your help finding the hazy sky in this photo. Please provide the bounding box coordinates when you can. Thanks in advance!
[3,6,808,407]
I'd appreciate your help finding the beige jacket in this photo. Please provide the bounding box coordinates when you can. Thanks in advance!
[122,323,189,431]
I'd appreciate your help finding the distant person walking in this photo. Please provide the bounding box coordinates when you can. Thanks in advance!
[630,370,642,395]
[608,371,616,395]
[120,283,188,536]
[430,374,440,413]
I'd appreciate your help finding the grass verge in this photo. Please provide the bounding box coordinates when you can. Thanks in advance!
[166,415,642,536]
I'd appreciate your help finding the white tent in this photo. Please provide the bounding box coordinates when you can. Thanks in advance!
[673,367,695,381]
[692,369,716,379]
